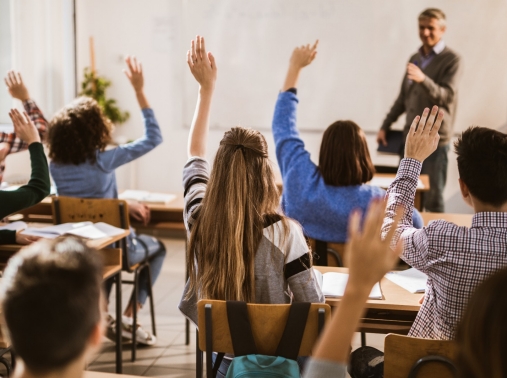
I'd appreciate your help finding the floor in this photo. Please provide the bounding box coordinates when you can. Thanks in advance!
[85,236,386,377]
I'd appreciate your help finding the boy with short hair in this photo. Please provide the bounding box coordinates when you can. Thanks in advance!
[0,237,104,378]
[383,106,507,340]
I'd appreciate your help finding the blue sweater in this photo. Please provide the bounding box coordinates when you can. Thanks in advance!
[272,91,422,243]
[50,108,162,199]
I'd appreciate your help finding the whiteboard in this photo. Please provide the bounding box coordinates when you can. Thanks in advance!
[182,0,507,133]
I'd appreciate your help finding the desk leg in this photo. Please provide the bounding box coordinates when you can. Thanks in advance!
[115,271,123,374]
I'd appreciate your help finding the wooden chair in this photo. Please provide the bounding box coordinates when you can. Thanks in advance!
[307,238,345,267]
[51,196,157,363]
[384,334,458,378]
[196,300,331,378]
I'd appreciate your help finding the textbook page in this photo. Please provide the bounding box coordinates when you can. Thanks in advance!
[313,269,382,299]
[385,268,428,293]
[66,222,125,240]
[119,190,176,204]
[0,221,28,231]
[22,222,94,239]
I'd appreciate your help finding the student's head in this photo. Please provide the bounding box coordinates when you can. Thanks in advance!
[456,267,507,378]
[187,126,288,302]
[418,8,446,49]
[0,237,104,374]
[454,126,507,208]
[318,120,375,186]
[48,96,112,165]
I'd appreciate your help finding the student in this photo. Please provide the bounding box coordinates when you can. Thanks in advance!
[456,266,507,378]
[47,56,165,345]
[178,36,324,377]
[2,71,47,183]
[0,109,50,245]
[351,108,507,377]
[272,42,423,248]
[302,199,403,377]
[0,237,104,378]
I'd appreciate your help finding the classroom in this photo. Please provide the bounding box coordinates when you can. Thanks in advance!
[0,1,506,378]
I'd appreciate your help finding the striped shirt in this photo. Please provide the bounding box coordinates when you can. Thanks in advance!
[178,157,324,325]
[382,158,507,339]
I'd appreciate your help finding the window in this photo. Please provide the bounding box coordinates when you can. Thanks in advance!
[0,0,12,125]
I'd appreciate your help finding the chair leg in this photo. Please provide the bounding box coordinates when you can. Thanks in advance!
[146,264,157,336]
[361,331,366,347]
[195,330,203,378]
[131,269,139,362]
[115,272,123,374]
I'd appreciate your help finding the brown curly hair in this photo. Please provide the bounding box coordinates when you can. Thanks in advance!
[48,97,112,165]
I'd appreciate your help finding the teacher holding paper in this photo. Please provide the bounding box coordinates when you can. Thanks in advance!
[377,8,461,212]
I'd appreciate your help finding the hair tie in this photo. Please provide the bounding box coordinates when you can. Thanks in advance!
[235,144,245,152]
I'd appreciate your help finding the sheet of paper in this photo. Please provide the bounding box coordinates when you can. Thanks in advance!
[66,225,108,239]
[385,268,428,293]
[314,270,382,299]
[120,190,176,204]
[0,221,28,231]
[21,222,93,238]
[370,177,424,189]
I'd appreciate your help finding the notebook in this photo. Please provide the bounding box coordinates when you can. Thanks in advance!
[20,222,125,240]
[119,190,176,204]
[377,130,404,155]
[313,269,383,299]
[385,268,428,293]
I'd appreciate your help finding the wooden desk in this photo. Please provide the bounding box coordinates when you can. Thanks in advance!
[316,267,421,335]
[421,212,473,227]
[84,372,140,378]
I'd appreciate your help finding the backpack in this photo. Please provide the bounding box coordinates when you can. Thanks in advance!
[215,301,311,378]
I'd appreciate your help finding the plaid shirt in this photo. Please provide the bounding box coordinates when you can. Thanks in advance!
[382,158,507,340]
[0,100,48,181]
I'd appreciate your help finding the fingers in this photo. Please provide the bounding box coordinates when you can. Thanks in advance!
[347,209,362,242]
[124,55,135,75]
[200,36,206,59]
[408,115,421,136]
[430,110,444,136]
[423,106,439,133]
[208,52,216,70]
[312,39,319,50]
[186,50,194,70]
[363,199,385,240]
[417,108,430,133]
[191,39,197,63]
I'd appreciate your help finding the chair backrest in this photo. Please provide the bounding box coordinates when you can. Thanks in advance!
[51,196,130,229]
[384,334,458,378]
[197,300,331,356]
[307,238,345,267]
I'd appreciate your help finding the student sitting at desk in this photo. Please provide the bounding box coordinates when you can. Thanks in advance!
[351,107,507,377]
[46,56,165,345]
[0,110,50,245]
[0,237,104,378]
[1,71,47,183]
[179,36,324,377]
[272,42,422,250]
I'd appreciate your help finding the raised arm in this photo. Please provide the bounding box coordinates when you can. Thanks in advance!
[187,36,217,158]
[99,56,162,171]
[282,40,318,91]
[304,199,402,377]
[273,41,318,178]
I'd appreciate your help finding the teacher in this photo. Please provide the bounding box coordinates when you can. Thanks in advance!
[377,8,461,212]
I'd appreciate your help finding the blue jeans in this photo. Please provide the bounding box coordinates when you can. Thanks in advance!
[105,233,166,306]
[420,144,449,213]
[211,353,308,377]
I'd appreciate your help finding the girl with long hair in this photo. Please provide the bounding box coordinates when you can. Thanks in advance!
[178,36,324,376]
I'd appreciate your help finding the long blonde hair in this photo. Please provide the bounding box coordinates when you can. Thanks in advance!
[187,127,288,302]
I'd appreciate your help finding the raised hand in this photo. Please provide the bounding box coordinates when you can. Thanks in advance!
[4,71,30,101]
[186,35,217,91]
[8,109,40,145]
[289,40,319,70]
[346,198,403,290]
[404,106,443,162]
[123,56,144,93]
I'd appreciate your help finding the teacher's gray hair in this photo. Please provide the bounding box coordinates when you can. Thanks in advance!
[419,8,446,28]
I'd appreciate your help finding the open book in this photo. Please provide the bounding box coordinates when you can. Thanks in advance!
[313,269,383,299]
[385,268,428,293]
[19,222,125,240]
[119,190,176,204]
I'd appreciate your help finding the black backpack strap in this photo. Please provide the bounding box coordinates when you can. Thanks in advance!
[314,239,328,266]
[213,352,225,377]
[275,302,311,360]
[226,301,258,356]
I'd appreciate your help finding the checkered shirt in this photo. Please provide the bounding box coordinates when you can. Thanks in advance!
[0,100,48,180]
[382,158,507,340]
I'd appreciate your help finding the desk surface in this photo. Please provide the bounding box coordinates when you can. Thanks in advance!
[421,212,473,227]
[84,372,140,378]
[315,267,422,313]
